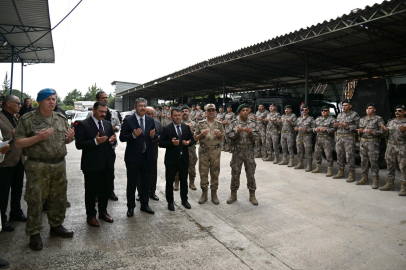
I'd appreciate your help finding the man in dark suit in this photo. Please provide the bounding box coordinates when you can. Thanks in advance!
[146,106,161,200]
[159,108,194,211]
[75,102,117,227]
[0,95,26,232]
[120,98,158,217]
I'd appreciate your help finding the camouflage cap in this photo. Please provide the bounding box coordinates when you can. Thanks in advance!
[180,105,189,111]
[395,104,406,110]
[342,99,351,104]
[206,103,216,110]
[236,103,250,113]
[284,105,292,109]
[365,103,376,109]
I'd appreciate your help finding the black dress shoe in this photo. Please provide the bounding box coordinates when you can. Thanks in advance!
[29,234,43,251]
[42,201,48,212]
[50,225,74,238]
[1,222,14,232]
[127,208,134,217]
[67,201,71,208]
[168,203,175,211]
[9,212,27,222]
[149,194,159,201]
[182,201,191,209]
[140,205,155,214]
[109,192,118,201]
[136,195,140,201]
[0,256,9,268]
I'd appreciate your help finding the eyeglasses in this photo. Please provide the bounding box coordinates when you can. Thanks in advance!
[322,110,329,112]
[395,109,403,112]
[12,102,22,105]
[301,109,308,111]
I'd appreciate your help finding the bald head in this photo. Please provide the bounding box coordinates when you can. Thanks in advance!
[146,106,155,118]
[2,95,21,114]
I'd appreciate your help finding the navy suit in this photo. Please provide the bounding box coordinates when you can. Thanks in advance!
[120,113,158,208]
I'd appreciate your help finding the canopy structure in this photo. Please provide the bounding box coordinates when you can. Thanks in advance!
[0,0,54,96]
[118,0,406,103]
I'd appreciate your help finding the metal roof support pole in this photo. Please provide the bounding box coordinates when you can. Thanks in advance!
[21,60,24,100]
[223,76,226,108]
[128,95,130,111]
[181,83,184,104]
[305,57,309,106]
[10,46,14,94]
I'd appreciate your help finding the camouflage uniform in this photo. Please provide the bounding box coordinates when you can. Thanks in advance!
[182,119,198,180]
[382,118,406,189]
[189,109,196,122]
[313,115,336,167]
[194,109,204,122]
[335,110,360,171]
[280,113,297,160]
[265,111,281,158]
[166,109,171,126]
[358,115,384,178]
[195,119,225,190]
[226,117,259,191]
[223,112,236,151]
[296,115,315,164]
[255,109,269,145]
[160,109,166,126]
[14,110,69,236]
[215,111,226,122]
[154,108,161,122]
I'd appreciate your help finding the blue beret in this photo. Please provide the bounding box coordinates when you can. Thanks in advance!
[37,88,56,102]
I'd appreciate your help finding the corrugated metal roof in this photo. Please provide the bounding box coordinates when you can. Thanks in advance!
[119,0,406,100]
[0,0,55,64]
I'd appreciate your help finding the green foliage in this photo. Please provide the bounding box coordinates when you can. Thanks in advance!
[82,83,102,101]
[1,72,10,96]
[63,89,82,106]
[60,105,74,111]
[1,89,32,101]
[108,93,115,109]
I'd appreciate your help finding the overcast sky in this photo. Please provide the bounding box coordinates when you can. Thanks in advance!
[0,0,381,100]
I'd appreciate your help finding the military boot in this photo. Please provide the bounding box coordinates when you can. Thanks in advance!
[312,164,322,173]
[278,156,288,165]
[221,144,225,151]
[263,152,268,159]
[262,154,273,161]
[332,169,345,179]
[294,161,304,169]
[227,190,237,204]
[224,145,230,152]
[254,148,262,158]
[287,158,295,167]
[211,189,219,204]
[189,177,197,190]
[326,167,333,177]
[273,155,279,164]
[305,161,312,172]
[249,190,258,205]
[379,179,395,191]
[399,181,406,196]
[174,177,180,191]
[346,170,355,182]
[372,176,379,189]
[198,188,208,204]
[356,174,369,185]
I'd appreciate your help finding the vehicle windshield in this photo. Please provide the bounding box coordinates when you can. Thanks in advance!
[75,112,88,121]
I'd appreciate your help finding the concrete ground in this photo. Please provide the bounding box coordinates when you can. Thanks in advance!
[1,142,405,270]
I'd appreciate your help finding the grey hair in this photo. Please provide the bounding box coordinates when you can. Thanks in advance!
[2,95,17,107]
[146,106,155,112]
[134,97,147,107]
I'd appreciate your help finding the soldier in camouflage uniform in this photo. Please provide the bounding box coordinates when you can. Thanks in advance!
[194,104,204,122]
[223,105,236,152]
[226,104,260,205]
[263,103,281,163]
[180,106,198,190]
[215,106,226,150]
[278,105,297,167]
[333,100,360,182]
[355,103,384,188]
[254,104,269,158]
[379,105,406,195]
[14,89,75,251]
[294,105,315,171]
[160,106,167,126]
[154,106,161,122]
[312,106,336,176]
[194,104,225,204]
[189,105,196,121]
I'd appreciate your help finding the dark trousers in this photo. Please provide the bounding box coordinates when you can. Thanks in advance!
[83,164,110,217]
[165,161,188,204]
[110,154,116,193]
[149,158,158,195]
[126,153,151,209]
[0,160,24,222]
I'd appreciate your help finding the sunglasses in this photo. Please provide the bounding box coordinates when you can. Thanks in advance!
[12,102,22,105]
[301,109,309,111]
[395,109,404,112]
[322,110,329,112]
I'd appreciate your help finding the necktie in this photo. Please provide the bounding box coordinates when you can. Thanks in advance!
[98,121,105,136]
[140,117,145,134]
[176,125,182,138]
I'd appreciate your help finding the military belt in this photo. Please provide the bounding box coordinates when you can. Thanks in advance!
[281,131,292,133]
[235,145,251,149]
[360,138,379,142]
[388,140,406,145]
[28,157,64,164]
[200,144,220,150]
[298,133,312,137]
[337,133,354,138]
[317,134,332,138]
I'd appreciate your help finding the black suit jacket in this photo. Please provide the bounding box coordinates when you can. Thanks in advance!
[152,120,162,160]
[75,117,116,171]
[119,114,158,163]
[159,122,195,166]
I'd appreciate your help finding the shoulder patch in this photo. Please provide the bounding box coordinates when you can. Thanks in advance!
[20,110,36,120]
[54,111,67,120]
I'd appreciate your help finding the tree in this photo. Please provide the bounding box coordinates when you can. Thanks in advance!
[82,83,102,101]
[108,93,115,109]
[63,89,82,106]
[1,72,10,96]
